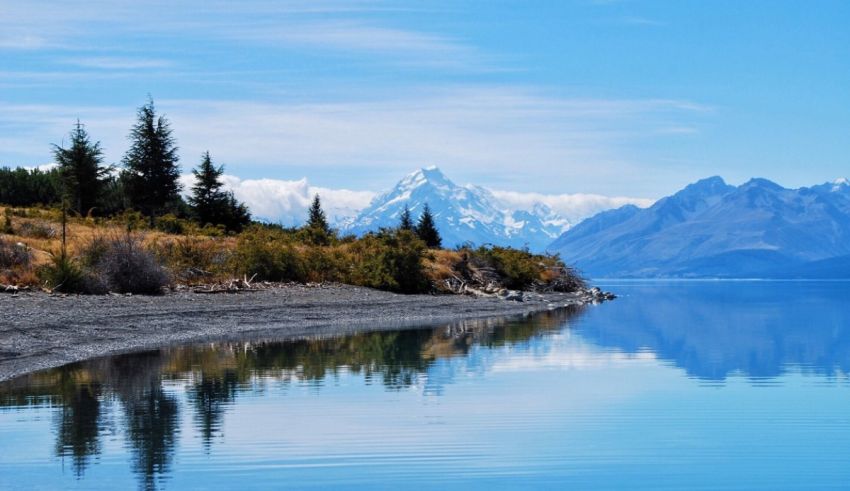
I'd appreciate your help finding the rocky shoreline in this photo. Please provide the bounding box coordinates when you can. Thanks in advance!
[0,284,613,383]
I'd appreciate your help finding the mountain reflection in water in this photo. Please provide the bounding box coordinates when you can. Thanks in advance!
[1,281,849,490]
[581,280,850,380]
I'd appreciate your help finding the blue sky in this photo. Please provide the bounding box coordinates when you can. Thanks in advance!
[1,0,848,199]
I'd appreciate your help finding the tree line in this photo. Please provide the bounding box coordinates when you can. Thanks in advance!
[1,98,251,232]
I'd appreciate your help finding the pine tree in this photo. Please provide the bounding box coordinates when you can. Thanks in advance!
[121,97,181,224]
[188,151,226,226]
[307,194,329,233]
[222,191,251,232]
[305,194,332,245]
[188,152,251,232]
[399,204,413,230]
[52,121,109,215]
[415,203,442,248]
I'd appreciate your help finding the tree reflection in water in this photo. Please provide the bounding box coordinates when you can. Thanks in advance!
[0,307,581,489]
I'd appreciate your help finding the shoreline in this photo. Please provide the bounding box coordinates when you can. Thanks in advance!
[1,284,608,383]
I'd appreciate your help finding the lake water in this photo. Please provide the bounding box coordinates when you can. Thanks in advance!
[2,281,850,490]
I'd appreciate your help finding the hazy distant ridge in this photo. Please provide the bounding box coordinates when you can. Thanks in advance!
[550,176,850,278]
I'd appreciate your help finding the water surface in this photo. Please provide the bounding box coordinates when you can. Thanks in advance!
[2,281,849,489]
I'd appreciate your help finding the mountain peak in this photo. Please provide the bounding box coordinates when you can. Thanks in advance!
[669,176,733,204]
[678,176,728,193]
[741,177,783,191]
[345,167,568,251]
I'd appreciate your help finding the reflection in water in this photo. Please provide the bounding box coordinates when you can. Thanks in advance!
[582,281,850,380]
[0,307,581,488]
[2,282,850,489]
[55,379,102,477]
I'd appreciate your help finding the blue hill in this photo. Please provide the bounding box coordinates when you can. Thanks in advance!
[549,177,850,278]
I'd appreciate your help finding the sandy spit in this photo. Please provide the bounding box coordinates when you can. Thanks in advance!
[0,284,602,382]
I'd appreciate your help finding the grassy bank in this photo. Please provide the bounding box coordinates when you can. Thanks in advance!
[0,205,584,295]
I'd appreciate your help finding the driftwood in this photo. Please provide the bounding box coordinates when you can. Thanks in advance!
[0,284,30,294]
[192,274,262,294]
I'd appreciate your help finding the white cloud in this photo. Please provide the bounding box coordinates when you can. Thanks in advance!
[489,189,654,223]
[179,173,374,226]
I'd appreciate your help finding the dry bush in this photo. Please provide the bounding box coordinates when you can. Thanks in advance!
[150,236,232,282]
[92,235,170,294]
[0,237,31,269]
[16,221,57,239]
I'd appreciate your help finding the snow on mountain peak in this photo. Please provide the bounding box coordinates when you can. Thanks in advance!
[344,167,569,251]
[832,177,849,191]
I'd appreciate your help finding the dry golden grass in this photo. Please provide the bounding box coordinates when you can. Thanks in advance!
[424,249,463,282]
[0,206,237,287]
[1,206,581,293]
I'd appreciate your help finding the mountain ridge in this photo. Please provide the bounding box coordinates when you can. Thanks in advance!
[549,176,850,278]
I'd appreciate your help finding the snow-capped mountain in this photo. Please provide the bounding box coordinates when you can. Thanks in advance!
[549,176,850,278]
[344,166,569,250]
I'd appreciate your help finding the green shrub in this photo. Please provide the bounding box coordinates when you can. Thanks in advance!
[232,226,305,282]
[468,246,544,290]
[150,236,230,279]
[154,214,186,235]
[301,246,344,283]
[39,253,100,293]
[345,230,429,293]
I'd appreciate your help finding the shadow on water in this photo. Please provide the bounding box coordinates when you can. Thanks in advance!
[579,281,850,380]
[0,306,583,489]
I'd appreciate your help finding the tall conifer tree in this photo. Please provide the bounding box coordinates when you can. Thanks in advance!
[122,97,181,223]
[52,121,109,215]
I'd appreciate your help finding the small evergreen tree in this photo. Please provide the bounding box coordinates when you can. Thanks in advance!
[222,191,251,232]
[415,203,442,248]
[188,152,251,232]
[188,151,225,225]
[121,97,181,224]
[305,194,332,245]
[52,121,110,215]
[307,194,329,233]
[399,204,413,231]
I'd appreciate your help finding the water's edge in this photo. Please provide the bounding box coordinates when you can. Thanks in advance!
[1,285,601,383]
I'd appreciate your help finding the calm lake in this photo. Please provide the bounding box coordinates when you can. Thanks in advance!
[2,281,850,490]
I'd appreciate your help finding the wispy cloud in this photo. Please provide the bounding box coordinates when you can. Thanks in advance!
[490,189,653,224]
[62,57,174,70]
[0,0,482,69]
[0,87,711,193]
[0,32,50,50]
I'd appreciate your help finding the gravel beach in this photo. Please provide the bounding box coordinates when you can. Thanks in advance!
[0,284,604,382]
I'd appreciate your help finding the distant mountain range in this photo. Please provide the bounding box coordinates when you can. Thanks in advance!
[344,167,569,250]
[550,176,850,278]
